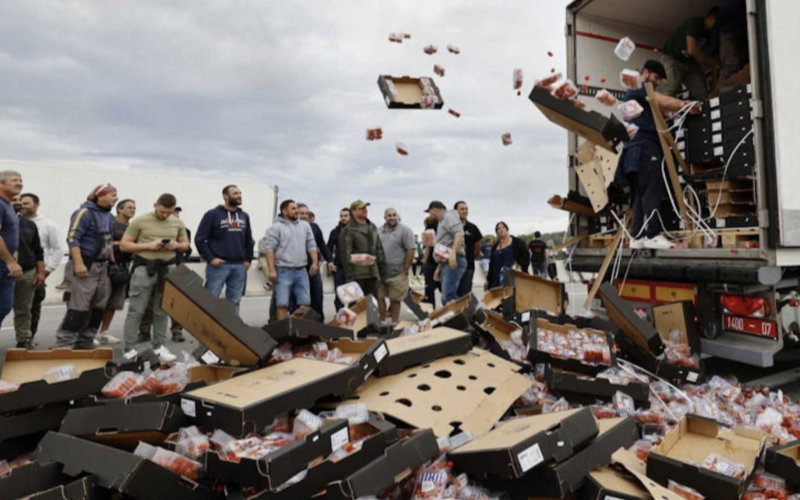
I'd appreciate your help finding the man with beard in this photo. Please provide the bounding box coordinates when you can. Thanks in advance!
[0,171,22,328]
[98,198,135,341]
[454,201,482,298]
[11,194,44,348]
[54,184,117,349]
[195,185,254,315]
[377,208,414,323]
[339,200,386,299]
[327,207,350,311]
[297,203,331,320]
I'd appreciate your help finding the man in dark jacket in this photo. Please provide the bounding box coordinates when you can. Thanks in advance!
[327,207,350,311]
[54,184,117,349]
[339,200,386,298]
[11,195,44,348]
[195,185,254,315]
[455,201,483,298]
[298,203,332,320]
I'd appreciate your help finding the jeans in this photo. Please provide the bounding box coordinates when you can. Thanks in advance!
[422,261,439,307]
[309,269,324,321]
[531,263,547,278]
[123,264,174,351]
[660,53,707,98]
[457,266,475,298]
[333,267,345,311]
[205,262,247,315]
[274,267,310,308]
[0,262,15,327]
[440,257,467,305]
[13,269,36,344]
[31,283,46,335]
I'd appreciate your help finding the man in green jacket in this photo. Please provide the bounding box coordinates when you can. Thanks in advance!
[338,200,386,298]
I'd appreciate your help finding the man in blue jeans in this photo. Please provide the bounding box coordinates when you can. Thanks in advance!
[297,203,332,321]
[0,171,23,327]
[264,199,318,320]
[425,201,466,305]
[195,185,254,315]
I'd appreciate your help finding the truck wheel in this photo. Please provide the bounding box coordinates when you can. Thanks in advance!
[703,319,721,339]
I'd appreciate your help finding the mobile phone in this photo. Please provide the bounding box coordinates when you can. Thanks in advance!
[161,238,171,244]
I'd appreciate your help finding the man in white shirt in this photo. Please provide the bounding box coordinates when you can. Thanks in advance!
[20,193,66,338]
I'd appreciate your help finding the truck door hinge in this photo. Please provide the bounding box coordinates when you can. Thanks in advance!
[565,24,572,37]
[752,99,764,119]
[759,209,770,228]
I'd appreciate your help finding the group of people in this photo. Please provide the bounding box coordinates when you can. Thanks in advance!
[0,169,558,357]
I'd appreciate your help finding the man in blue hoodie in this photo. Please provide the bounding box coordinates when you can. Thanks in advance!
[195,185,254,315]
[54,184,117,349]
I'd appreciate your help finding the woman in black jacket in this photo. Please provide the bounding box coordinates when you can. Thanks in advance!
[486,222,530,288]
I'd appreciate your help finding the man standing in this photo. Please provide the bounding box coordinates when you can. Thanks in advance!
[421,216,439,306]
[0,171,22,328]
[264,199,318,320]
[195,185,254,315]
[454,201,482,298]
[19,193,65,339]
[11,195,44,348]
[297,203,332,320]
[120,193,189,362]
[426,201,466,305]
[617,60,700,249]
[99,199,135,339]
[412,234,423,282]
[339,200,386,298]
[661,7,720,98]
[54,184,117,349]
[327,207,350,311]
[377,208,414,323]
[528,231,549,278]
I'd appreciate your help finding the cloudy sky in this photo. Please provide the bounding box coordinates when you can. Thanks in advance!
[0,0,572,237]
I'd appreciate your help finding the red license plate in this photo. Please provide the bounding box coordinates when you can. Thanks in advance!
[723,314,778,339]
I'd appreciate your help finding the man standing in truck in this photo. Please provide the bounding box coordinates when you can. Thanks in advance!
[617,60,699,250]
[661,7,720,98]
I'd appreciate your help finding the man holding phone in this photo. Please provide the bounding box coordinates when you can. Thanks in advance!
[120,193,189,362]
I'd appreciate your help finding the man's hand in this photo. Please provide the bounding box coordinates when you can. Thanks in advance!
[268,269,278,283]
[309,263,319,277]
[210,258,225,267]
[686,100,703,115]
[163,241,179,251]
[401,267,410,276]
[6,261,22,278]
[33,271,45,287]
[74,262,88,278]
[327,262,337,274]
[243,261,251,270]
[433,267,441,282]
[146,240,164,251]
[448,254,457,270]
[43,269,51,279]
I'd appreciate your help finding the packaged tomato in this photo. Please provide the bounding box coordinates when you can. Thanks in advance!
[434,64,445,77]
[668,480,705,500]
[501,133,513,146]
[624,121,640,140]
[446,44,459,54]
[629,439,652,461]
[350,253,376,266]
[413,470,447,499]
[335,308,357,327]
[551,79,578,100]
[433,244,452,262]
[388,33,403,43]
[101,371,143,399]
[423,45,438,55]
[572,99,586,109]
[614,36,636,61]
[43,364,76,384]
[536,72,562,88]
[0,380,19,395]
[292,409,323,439]
[176,434,211,459]
[595,88,618,106]
[422,229,436,247]
[618,99,644,121]
[513,68,523,90]
[448,108,461,118]
[620,69,641,90]
[134,442,202,480]
[702,453,746,479]
[0,460,9,477]
[396,142,409,156]
[336,281,364,304]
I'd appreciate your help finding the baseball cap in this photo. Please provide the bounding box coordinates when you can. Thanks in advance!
[350,199,370,211]
[424,201,446,213]
[174,206,182,212]
[643,59,667,79]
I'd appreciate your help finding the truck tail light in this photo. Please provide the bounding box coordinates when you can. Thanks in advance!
[720,294,768,318]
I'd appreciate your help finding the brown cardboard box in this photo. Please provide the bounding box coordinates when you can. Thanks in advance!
[378,327,472,376]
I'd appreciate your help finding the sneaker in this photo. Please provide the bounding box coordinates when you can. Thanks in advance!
[124,348,139,360]
[154,345,177,363]
[97,333,121,345]
[629,238,645,250]
[643,234,673,250]
[15,341,31,349]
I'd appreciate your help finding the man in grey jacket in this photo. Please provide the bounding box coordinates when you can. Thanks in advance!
[264,199,318,320]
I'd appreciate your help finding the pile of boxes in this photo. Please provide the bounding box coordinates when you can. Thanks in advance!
[2,264,800,499]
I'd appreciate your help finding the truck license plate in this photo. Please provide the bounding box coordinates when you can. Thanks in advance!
[723,314,778,339]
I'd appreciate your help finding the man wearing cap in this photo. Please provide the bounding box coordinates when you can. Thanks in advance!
[339,200,386,298]
[617,60,700,250]
[54,183,117,349]
[425,201,466,304]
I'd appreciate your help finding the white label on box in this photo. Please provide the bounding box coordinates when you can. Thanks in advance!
[517,443,544,472]
[714,146,724,156]
[180,398,196,418]
[711,109,721,120]
[374,343,388,363]
[331,427,350,451]
[521,311,531,323]
[201,350,220,365]
[687,371,699,383]
[421,481,436,493]
[712,121,722,132]
[713,133,722,144]
[709,97,720,108]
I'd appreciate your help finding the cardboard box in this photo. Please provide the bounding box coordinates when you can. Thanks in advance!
[483,286,513,310]
[0,462,73,500]
[37,431,220,500]
[646,415,766,500]
[580,449,684,500]
[599,283,664,354]
[544,366,650,407]
[377,75,444,109]
[652,301,701,354]
[487,417,638,499]
[181,358,361,436]
[403,289,432,320]
[448,408,599,479]
[327,296,382,337]
[528,313,617,375]
[0,403,72,441]
[425,293,478,331]
[529,85,628,152]
[204,418,349,489]
[59,401,186,450]
[765,440,800,488]
[378,327,472,376]
[0,348,117,414]
[162,265,277,367]
[338,348,532,437]
[503,270,566,319]
[321,430,440,499]
[27,475,101,500]
[475,310,527,363]
[263,306,353,342]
